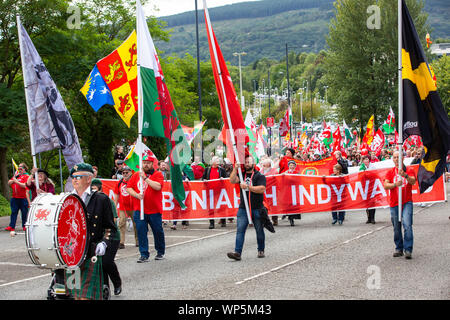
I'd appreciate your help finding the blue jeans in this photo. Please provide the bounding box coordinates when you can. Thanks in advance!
[390,202,413,253]
[235,208,265,254]
[9,198,28,229]
[332,211,345,222]
[133,211,165,258]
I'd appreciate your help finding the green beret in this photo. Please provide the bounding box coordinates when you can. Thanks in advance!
[70,163,94,177]
[198,163,205,169]
[91,178,102,187]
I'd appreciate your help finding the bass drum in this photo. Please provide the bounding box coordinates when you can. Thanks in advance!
[25,193,88,269]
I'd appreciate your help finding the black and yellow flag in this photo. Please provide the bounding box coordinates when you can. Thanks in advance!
[401,0,450,193]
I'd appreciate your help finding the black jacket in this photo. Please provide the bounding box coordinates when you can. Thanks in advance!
[84,191,117,258]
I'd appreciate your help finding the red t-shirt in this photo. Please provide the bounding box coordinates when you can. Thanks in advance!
[279,156,294,174]
[209,167,220,180]
[128,171,164,214]
[10,174,29,199]
[114,179,133,211]
[385,166,416,207]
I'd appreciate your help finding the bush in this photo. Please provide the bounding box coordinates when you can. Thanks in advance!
[0,194,10,217]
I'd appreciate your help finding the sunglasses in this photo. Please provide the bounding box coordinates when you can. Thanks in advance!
[72,174,90,180]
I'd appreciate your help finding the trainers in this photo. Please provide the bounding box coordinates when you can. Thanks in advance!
[331,220,337,225]
[155,254,165,260]
[227,252,241,261]
[393,250,404,257]
[257,251,265,258]
[137,256,149,263]
[405,252,412,260]
[5,226,14,231]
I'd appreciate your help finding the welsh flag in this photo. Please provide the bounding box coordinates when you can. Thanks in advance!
[343,119,353,147]
[137,0,189,207]
[382,107,396,134]
[279,107,292,137]
[244,110,265,162]
[320,125,333,149]
[124,141,157,171]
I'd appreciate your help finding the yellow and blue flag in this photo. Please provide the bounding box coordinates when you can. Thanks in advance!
[80,65,114,112]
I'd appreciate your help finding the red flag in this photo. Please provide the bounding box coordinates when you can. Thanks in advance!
[204,7,248,163]
[370,129,385,157]
[331,125,342,153]
[279,108,290,137]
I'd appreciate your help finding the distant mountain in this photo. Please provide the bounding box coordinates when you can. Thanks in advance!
[155,0,449,66]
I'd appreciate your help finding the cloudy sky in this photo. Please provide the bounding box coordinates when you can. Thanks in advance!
[145,0,261,17]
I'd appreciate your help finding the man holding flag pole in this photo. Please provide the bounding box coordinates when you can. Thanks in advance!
[384,0,449,260]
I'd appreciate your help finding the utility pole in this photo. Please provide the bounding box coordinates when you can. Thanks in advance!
[195,0,203,161]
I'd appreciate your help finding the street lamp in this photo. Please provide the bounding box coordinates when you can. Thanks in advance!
[233,51,247,110]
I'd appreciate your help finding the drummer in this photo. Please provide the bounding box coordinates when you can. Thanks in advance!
[67,163,117,300]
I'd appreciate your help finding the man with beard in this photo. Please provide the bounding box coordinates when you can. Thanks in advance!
[127,152,165,263]
[227,155,267,260]
[383,151,416,260]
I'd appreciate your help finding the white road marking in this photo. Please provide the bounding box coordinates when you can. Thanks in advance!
[236,204,436,285]
[0,262,36,267]
[0,273,50,288]
[235,226,387,285]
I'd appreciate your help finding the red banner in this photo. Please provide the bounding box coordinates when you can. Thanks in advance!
[100,165,446,221]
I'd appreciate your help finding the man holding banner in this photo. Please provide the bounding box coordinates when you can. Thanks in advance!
[383,151,417,260]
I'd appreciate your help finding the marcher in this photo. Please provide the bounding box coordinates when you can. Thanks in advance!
[227,155,267,260]
[26,168,55,200]
[333,151,348,174]
[331,164,346,225]
[6,163,29,232]
[113,165,137,249]
[203,156,228,229]
[359,156,376,224]
[278,148,295,174]
[127,152,166,262]
[111,159,125,180]
[260,158,279,225]
[284,160,301,226]
[67,163,117,300]
[383,151,417,259]
[91,179,122,296]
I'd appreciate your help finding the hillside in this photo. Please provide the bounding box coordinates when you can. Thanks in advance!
[155,0,449,66]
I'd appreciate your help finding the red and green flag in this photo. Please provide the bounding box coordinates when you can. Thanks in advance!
[137,0,189,208]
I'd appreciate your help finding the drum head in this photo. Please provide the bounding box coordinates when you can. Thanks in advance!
[56,194,87,268]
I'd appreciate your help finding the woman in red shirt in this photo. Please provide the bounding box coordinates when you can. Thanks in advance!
[6,163,29,231]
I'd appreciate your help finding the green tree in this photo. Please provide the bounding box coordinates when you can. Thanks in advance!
[430,54,450,118]
[324,0,429,134]
[0,0,68,198]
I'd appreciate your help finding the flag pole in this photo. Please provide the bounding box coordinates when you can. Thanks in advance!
[203,0,252,224]
[136,0,144,220]
[17,15,38,191]
[397,0,403,222]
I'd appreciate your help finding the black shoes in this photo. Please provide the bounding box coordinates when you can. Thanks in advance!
[393,250,404,257]
[227,252,241,261]
[405,252,412,259]
[155,254,165,260]
[137,256,149,263]
[114,286,122,296]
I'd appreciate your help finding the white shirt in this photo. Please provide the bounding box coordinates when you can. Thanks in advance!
[72,186,92,205]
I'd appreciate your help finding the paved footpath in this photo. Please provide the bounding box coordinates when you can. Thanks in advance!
[0,183,448,300]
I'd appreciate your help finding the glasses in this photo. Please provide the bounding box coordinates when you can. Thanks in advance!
[123,171,131,174]
[72,175,90,180]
